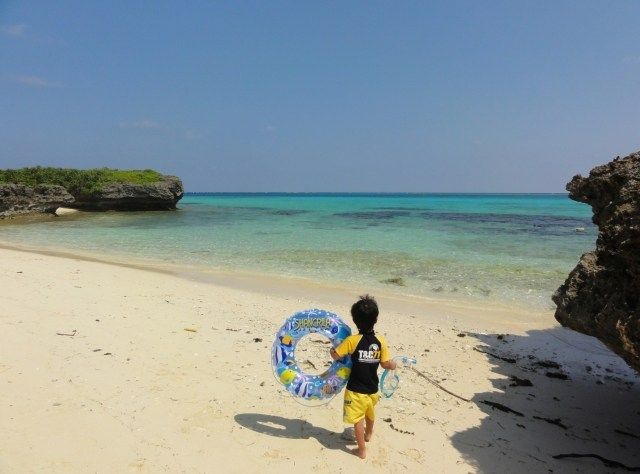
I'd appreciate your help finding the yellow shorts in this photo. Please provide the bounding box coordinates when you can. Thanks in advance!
[343,389,380,424]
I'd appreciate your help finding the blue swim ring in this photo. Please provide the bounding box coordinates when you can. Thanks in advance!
[272,309,352,403]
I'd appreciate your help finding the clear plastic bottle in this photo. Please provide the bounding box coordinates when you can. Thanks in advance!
[379,356,417,398]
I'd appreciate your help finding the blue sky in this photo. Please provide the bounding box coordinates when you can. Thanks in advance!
[1,1,639,192]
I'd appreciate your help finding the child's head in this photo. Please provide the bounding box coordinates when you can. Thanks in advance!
[351,294,379,333]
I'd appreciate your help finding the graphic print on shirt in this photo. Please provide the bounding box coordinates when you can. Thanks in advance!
[358,343,381,363]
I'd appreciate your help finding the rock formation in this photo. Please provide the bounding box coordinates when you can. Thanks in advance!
[553,151,640,372]
[0,175,183,217]
[0,184,75,218]
[70,176,184,211]
[0,176,184,218]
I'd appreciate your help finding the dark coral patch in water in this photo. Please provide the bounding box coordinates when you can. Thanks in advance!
[333,210,411,220]
[270,209,309,216]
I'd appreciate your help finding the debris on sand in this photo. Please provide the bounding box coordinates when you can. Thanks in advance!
[480,400,524,417]
[509,376,533,387]
[545,371,569,380]
[533,416,568,430]
[381,277,406,286]
[535,360,561,370]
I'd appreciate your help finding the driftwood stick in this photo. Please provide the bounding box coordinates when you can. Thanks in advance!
[56,329,77,337]
[473,346,517,364]
[411,367,471,402]
[533,416,568,430]
[480,400,524,417]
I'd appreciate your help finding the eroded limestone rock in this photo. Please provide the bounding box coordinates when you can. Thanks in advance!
[0,184,74,218]
[553,151,640,371]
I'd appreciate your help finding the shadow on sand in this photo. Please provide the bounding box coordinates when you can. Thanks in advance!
[234,413,353,454]
[450,326,640,473]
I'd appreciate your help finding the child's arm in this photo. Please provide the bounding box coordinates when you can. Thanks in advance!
[330,336,356,361]
[330,348,341,361]
[379,336,397,370]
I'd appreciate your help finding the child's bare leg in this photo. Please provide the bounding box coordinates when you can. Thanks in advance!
[354,419,366,459]
[364,417,374,442]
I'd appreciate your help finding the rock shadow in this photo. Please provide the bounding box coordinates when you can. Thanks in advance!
[450,326,640,473]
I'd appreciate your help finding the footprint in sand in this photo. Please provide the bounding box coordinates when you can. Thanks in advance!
[263,449,288,460]
[371,445,389,467]
[128,458,148,472]
[180,405,224,434]
[399,448,423,463]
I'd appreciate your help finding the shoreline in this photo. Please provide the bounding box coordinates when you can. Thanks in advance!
[0,239,554,332]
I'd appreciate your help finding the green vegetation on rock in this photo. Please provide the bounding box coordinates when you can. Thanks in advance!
[0,167,164,195]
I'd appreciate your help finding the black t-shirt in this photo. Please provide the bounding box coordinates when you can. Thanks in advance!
[335,331,390,394]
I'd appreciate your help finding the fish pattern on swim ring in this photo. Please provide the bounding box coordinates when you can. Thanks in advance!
[272,309,352,401]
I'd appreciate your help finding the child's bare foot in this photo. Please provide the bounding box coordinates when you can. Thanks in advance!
[364,428,373,442]
[353,419,367,458]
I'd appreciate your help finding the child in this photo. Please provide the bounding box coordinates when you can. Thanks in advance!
[330,295,397,459]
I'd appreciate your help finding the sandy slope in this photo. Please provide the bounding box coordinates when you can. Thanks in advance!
[1,246,638,473]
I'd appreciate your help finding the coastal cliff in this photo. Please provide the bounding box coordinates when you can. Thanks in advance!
[553,151,640,371]
[0,168,183,217]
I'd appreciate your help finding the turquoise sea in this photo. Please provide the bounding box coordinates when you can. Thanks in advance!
[0,194,596,310]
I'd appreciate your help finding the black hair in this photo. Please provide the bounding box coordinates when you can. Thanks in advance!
[351,294,379,333]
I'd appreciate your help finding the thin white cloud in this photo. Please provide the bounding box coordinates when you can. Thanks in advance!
[2,23,28,37]
[11,74,61,88]
[1,23,65,45]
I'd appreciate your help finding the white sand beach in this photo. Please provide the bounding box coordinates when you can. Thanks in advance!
[1,246,639,473]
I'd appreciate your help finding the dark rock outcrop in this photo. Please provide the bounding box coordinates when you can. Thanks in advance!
[0,175,183,217]
[70,176,184,211]
[0,184,74,218]
[553,151,640,371]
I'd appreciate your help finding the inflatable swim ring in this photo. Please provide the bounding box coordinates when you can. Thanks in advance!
[272,309,352,403]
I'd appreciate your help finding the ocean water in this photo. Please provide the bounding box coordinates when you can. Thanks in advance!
[0,194,596,310]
